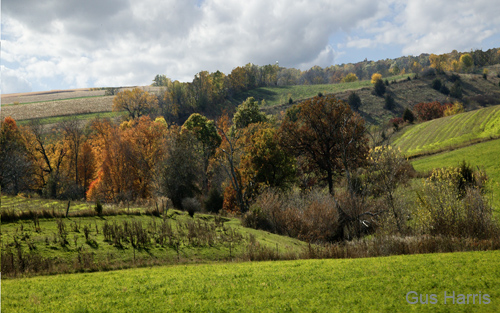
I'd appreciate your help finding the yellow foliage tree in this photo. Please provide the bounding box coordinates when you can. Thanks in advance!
[459,54,474,72]
[443,102,465,117]
[429,53,448,72]
[411,61,422,73]
[371,73,382,84]
[341,73,358,83]
[112,87,159,120]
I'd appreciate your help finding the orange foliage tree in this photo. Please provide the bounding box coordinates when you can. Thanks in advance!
[87,116,167,202]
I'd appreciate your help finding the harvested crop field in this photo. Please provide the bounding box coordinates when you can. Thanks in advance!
[0,96,114,121]
[1,88,106,105]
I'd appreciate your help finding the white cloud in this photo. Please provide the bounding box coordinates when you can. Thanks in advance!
[1,66,33,94]
[1,0,499,93]
[352,0,500,55]
[2,0,380,92]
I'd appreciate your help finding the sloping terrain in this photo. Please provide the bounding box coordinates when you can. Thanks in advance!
[410,138,500,210]
[263,71,500,125]
[392,105,500,157]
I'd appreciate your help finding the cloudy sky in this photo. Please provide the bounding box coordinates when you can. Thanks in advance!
[2,0,500,94]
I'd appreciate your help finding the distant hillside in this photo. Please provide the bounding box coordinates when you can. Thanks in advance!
[262,67,500,125]
[392,105,500,157]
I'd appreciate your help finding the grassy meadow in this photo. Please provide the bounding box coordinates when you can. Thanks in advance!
[232,74,413,108]
[3,250,499,312]
[1,196,307,278]
[392,105,500,157]
[410,138,500,211]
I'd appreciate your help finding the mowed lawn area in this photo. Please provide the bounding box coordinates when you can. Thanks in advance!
[3,250,500,312]
[411,138,500,211]
[393,105,500,157]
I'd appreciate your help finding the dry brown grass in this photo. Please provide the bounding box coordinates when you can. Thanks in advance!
[1,96,114,121]
[1,88,106,105]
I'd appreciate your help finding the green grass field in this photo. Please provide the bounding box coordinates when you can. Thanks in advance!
[3,250,499,312]
[232,74,413,107]
[1,196,307,277]
[411,138,500,211]
[393,105,500,157]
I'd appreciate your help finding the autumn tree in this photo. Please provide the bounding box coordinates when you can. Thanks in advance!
[77,141,95,195]
[215,113,249,212]
[0,117,35,194]
[429,53,448,72]
[414,101,451,121]
[112,87,159,119]
[369,145,414,233]
[443,102,465,116]
[371,73,382,84]
[60,118,85,197]
[161,127,202,210]
[152,74,170,87]
[279,96,369,195]
[182,113,221,194]
[459,53,474,72]
[342,73,358,83]
[87,116,167,202]
[232,97,267,129]
[240,123,296,192]
[23,121,67,198]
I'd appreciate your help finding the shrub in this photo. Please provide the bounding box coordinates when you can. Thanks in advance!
[389,117,404,131]
[204,188,224,213]
[450,81,463,99]
[182,197,201,217]
[94,200,103,216]
[431,78,442,91]
[403,108,415,123]
[449,74,461,82]
[415,166,496,239]
[443,102,464,116]
[244,189,341,243]
[439,84,450,95]
[384,94,396,111]
[374,79,386,96]
[385,79,389,86]
[421,67,436,77]
[288,97,293,104]
[414,101,451,121]
[347,92,361,111]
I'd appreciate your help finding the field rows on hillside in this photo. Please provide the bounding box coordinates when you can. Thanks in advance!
[0,96,114,121]
[393,105,500,156]
[1,89,107,105]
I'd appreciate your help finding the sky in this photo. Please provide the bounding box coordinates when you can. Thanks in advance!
[2,0,500,94]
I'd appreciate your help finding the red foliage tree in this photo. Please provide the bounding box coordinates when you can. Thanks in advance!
[414,101,452,121]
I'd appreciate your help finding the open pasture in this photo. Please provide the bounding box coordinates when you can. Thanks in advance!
[2,250,499,312]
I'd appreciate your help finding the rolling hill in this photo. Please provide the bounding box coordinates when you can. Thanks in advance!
[392,105,500,157]
[2,66,499,128]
